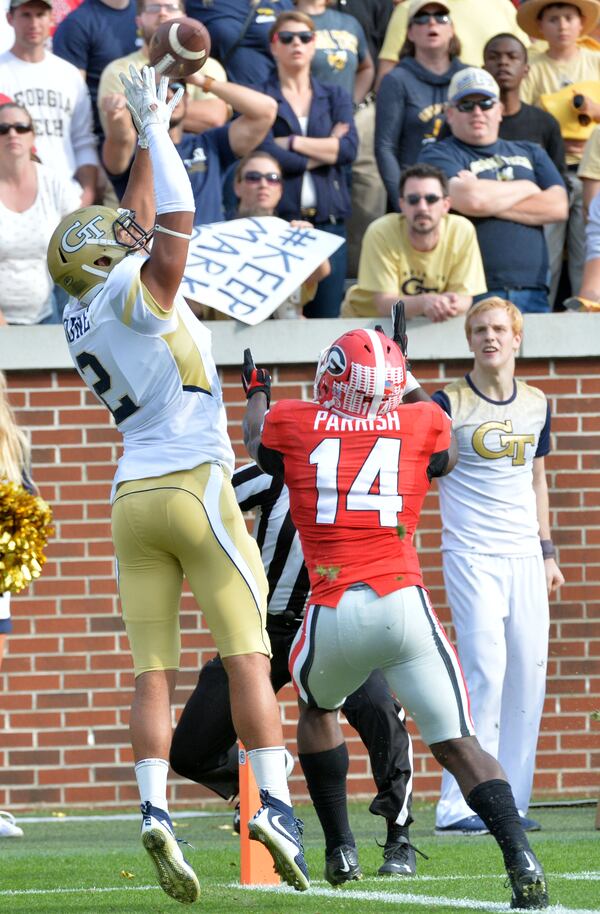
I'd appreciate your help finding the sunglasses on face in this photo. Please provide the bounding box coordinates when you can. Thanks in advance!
[242,171,282,185]
[0,122,33,135]
[454,97,497,113]
[411,12,451,25]
[276,30,314,45]
[169,81,186,94]
[403,193,445,205]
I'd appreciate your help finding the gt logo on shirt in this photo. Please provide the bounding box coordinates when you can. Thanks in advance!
[472,420,535,466]
[61,217,106,253]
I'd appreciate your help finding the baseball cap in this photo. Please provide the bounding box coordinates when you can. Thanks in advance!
[408,0,450,18]
[448,67,500,105]
[9,0,52,8]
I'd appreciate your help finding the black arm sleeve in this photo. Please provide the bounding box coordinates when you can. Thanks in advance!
[427,449,450,481]
[257,443,285,478]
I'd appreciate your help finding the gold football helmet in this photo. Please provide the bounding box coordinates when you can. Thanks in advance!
[47,206,152,302]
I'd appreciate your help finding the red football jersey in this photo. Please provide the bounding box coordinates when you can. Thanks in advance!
[261,399,451,607]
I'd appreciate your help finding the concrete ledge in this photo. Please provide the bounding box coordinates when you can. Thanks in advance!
[1,313,598,371]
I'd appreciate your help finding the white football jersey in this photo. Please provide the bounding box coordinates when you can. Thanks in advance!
[63,254,235,499]
[433,376,550,556]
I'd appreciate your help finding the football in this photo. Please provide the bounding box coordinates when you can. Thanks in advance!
[148,17,211,79]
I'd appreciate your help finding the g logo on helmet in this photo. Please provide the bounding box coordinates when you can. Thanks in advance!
[325,345,346,376]
[61,216,106,254]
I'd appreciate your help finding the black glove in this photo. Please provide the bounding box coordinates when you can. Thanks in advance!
[241,348,271,407]
[391,300,408,357]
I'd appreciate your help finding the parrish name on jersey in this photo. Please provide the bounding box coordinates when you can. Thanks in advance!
[313,410,402,433]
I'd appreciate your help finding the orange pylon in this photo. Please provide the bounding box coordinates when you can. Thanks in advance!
[238,743,280,885]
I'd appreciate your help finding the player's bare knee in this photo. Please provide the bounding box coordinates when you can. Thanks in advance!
[133,668,176,702]
[430,735,479,769]
[298,704,343,753]
[222,651,270,682]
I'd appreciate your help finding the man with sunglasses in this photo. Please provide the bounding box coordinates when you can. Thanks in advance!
[419,67,568,312]
[342,162,486,319]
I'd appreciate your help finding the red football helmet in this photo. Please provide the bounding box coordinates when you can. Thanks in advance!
[314,329,407,418]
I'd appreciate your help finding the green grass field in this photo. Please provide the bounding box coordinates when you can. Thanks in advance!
[1,802,598,914]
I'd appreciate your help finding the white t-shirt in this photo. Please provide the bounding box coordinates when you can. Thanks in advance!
[0,163,81,323]
[63,255,235,498]
[0,51,99,178]
[297,115,317,210]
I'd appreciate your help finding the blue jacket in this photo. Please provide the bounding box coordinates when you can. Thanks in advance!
[258,76,358,223]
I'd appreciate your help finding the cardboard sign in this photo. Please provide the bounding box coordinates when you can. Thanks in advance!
[179,216,344,324]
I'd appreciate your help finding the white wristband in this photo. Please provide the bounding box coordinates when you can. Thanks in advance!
[146,122,195,215]
[404,370,421,396]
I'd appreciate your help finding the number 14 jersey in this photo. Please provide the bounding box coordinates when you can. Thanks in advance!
[261,399,451,608]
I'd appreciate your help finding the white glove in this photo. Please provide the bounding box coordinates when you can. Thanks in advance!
[119,64,184,148]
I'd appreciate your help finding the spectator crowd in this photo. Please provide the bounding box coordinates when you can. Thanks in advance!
[2,0,600,323]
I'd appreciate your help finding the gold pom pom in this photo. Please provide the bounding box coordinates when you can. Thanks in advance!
[0,481,54,594]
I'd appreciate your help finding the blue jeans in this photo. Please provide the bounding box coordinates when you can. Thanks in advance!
[303,221,347,319]
[475,288,549,314]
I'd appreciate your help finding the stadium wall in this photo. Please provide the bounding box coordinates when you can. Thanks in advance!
[0,316,599,810]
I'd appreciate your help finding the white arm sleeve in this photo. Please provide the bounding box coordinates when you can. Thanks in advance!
[145,122,195,216]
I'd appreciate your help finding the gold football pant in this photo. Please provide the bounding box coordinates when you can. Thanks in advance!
[111,463,270,676]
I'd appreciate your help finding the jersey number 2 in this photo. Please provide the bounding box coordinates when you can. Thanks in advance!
[310,438,404,527]
[76,352,139,425]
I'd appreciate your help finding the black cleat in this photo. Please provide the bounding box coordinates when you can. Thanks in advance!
[378,835,419,876]
[324,844,362,886]
[507,847,549,909]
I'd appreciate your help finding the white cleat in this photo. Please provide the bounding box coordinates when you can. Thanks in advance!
[140,801,200,904]
[248,789,310,891]
[0,811,23,838]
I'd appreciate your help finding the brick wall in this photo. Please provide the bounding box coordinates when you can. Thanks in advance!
[1,358,599,810]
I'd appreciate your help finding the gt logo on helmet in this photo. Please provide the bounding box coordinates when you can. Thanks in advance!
[324,345,346,376]
[61,216,107,254]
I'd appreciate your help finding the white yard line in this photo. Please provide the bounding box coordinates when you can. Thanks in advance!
[0,886,157,897]
[238,883,600,913]
[2,878,598,914]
